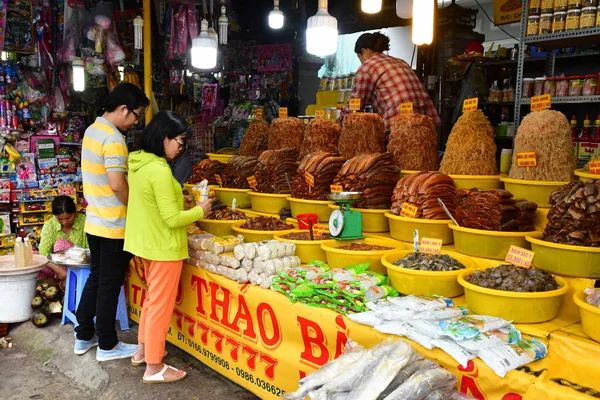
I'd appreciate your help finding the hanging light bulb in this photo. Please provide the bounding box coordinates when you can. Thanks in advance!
[218,5,229,45]
[208,25,219,43]
[269,0,284,29]
[396,0,413,19]
[361,0,382,14]
[192,19,218,69]
[306,0,338,57]
[412,0,434,45]
[133,16,143,49]
[72,57,85,92]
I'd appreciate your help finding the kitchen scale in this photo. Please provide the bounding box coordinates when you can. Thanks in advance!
[327,192,364,240]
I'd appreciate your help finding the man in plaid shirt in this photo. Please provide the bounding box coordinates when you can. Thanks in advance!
[340,32,441,129]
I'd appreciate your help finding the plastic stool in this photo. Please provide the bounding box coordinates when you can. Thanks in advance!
[62,266,129,331]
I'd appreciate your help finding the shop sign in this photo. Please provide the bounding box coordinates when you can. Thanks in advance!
[247,176,258,190]
[505,245,535,268]
[462,98,479,113]
[493,0,523,26]
[330,185,343,193]
[590,160,600,175]
[349,98,361,111]
[279,107,288,118]
[516,152,537,167]
[315,110,324,120]
[531,94,551,111]
[420,237,443,255]
[304,171,315,187]
[400,102,413,117]
[400,203,418,218]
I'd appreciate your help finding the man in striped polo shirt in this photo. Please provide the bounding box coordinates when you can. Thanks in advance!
[74,83,149,361]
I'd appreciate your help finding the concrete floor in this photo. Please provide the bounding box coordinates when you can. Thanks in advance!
[0,319,258,400]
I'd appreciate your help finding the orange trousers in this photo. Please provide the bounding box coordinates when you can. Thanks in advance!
[138,258,183,364]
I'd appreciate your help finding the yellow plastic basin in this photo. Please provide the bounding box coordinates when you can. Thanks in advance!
[575,168,600,183]
[449,174,502,190]
[386,213,453,244]
[320,238,406,275]
[197,219,247,237]
[249,192,291,214]
[287,197,332,223]
[449,223,540,260]
[328,205,389,233]
[382,250,477,298]
[214,187,251,208]
[500,177,567,208]
[574,291,600,343]
[535,208,549,231]
[274,230,330,263]
[232,221,295,243]
[400,170,420,179]
[243,210,281,219]
[526,234,600,278]
[207,153,234,163]
[458,269,569,323]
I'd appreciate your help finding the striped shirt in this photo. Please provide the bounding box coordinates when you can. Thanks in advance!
[82,117,128,239]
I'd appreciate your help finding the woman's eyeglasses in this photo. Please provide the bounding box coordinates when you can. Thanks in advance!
[174,138,185,149]
[130,109,142,120]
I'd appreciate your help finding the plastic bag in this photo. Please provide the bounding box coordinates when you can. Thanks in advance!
[187,257,208,268]
[414,306,468,321]
[388,295,453,311]
[458,326,521,352]
[188,233,216,250]
[585,288,600,307]
[382,367,457,400]
[219,253,241,269]
[277,263,329,284]
[432,338,475,369]
[241,258,253,272]
[204,236,244,254]
[348,311,381,327]
[439,315,512,341]
[376,306,417,322]
[379,360,438,399]
[477,338,547,378]
[365,285,399,302]
[375,321,408,336]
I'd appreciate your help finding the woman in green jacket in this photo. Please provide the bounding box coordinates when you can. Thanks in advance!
[124,111,212,384]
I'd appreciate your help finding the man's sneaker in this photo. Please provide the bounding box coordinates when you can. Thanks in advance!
[96,341,138,362]
[74,335,99,355]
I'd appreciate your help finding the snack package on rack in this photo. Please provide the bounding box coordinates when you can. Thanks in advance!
[276,261,330,284]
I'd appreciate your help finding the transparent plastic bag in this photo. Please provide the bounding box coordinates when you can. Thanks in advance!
[383,367,457,400]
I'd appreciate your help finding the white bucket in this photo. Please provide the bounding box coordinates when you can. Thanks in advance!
[0,271,38,323]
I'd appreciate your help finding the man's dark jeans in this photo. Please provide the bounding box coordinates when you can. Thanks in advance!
[75,234,132,350]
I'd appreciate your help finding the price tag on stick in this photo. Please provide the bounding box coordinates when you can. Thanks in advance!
[330,185,343,193]
[400,203,418,218]
[462,97,479,113]
[215,174,223,186]
[420,237,442,255]
[279,107,288,118]
[247,176,258,190]
[305,171,315,187]
[400,102,413,116]
[313,224,325,237]
[589,160,600,175]
[531,94,551,112]
[315,110,324,120]
[349,98,361,111]
[516,152,537,167]
[505,245,535,268]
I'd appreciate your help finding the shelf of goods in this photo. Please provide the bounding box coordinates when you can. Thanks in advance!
[520,95,600,104]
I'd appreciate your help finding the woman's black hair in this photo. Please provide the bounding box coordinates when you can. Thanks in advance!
[52,196,77,215]
[354,32,391,54]
[103,83,150,113]
[140,110,190,157]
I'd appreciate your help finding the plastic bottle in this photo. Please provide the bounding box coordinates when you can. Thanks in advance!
[579,115,592,161]
[500,149,513,175]
[591,114,600,158]
[14,237,25,268]
[23,237,33,267]
[571,115,579,157]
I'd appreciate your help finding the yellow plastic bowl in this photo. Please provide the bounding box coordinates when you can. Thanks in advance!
[386,213,453,244]
[449,224,540,260]
[287,197,332,223]
[214,187,251,208]
[575,168,600,183]
[243,210,281,219]
[249,192,290,214]
[232,221,295,243]
[328,205,389,233]
[207,153,234,163]
[458,269,569,323]
[274,230,330,263]
[400,170,420,179]
[535,208,549,231]
[321,238,406,275]
[197,219,247,237]
[448,174,502,190]
[382,250,477,297]
[500,177,567,208]
[285,218,300,228]
[526,234,600,278]
[573,291,600,343]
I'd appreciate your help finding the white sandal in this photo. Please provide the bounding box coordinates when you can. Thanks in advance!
[131,351,168,367]
[142,364,187,384]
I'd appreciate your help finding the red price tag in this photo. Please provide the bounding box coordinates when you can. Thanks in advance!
[531,94,551,112]
[313,224,325,237]
[505,245,535,268]
[315,110,325,120]
[462,97,479,113]
[279,107,288,118]
[590,160,600,175]
[209,188,215,197]
[247,176,258,190]
[305,171,315,187]
[517,152,537,167]
[215,174,223,186]
[349,98,361,111]
[330,185,343,193]
[420,237,442,255]
[400,203,418,218]
[400,102,413,117]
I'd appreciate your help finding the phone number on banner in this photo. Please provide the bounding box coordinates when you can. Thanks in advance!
[177,332,231,371]
[236,367,287,397]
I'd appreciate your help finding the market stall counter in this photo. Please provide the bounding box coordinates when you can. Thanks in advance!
[125,256,599,400]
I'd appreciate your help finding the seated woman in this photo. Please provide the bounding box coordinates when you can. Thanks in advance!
[38,196,88,280]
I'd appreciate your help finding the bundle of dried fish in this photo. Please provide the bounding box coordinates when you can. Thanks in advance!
[221,156,259,189]
[338,113,386,159]
[465,265,560,292]
[333,153,400,209]
[388,113,439,171]
[390,172,456,219]
[394,252,465,271]
[455,188,538,231]
[205,209,247,220]
[336,243,393,251]
[268,117,305,156]
[239,120,269,157]
[542,181,600,247]
[280,232,331,241]
[254,148,298,194]
[188,159,225,185]
[240,217,294,231]
[292,152,346,200]
[299,120,341,159]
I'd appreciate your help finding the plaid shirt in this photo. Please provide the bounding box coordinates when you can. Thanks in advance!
[344,53,441,129]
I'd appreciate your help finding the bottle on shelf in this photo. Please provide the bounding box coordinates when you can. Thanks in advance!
[571,115,579,157]
[591,114,600,158]
[14,237,24,268]
[23,237,33,266]
[579,115,593,162]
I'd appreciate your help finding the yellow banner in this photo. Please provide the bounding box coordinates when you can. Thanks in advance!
[125,259,597,400]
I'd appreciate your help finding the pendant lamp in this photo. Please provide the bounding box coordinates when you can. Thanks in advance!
[361,0,382,14]
[72,57,85,92]
[192,19,218,69]
[218,5,229,44]
[306,0,338,57]
[396,0,413,19]
[269,0,284,29]
[412,0,434,45]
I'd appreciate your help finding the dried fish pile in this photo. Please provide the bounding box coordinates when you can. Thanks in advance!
[188,159,225,185]
[333,153,400,209]
[394,253,465,271]
[254,148,298,194]
[205,209,247,220]
[240,217,294,231]
[336,243,393,251]
[390,172,456,219]
[268,117,305,156]
[299,120,341,159]
[281,232,331,241]
[291,152,345,200]
[239,120,269,157]
[338,113,386,159]
[221,156,259,189]
[388,113,439,171]
[455,188,538,232]
[542,181,600,247]
[466,265,560,292]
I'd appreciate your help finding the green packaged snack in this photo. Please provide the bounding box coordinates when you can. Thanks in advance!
[364,284,399,302]
[291,284,317,298]
[365,271,388,285]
